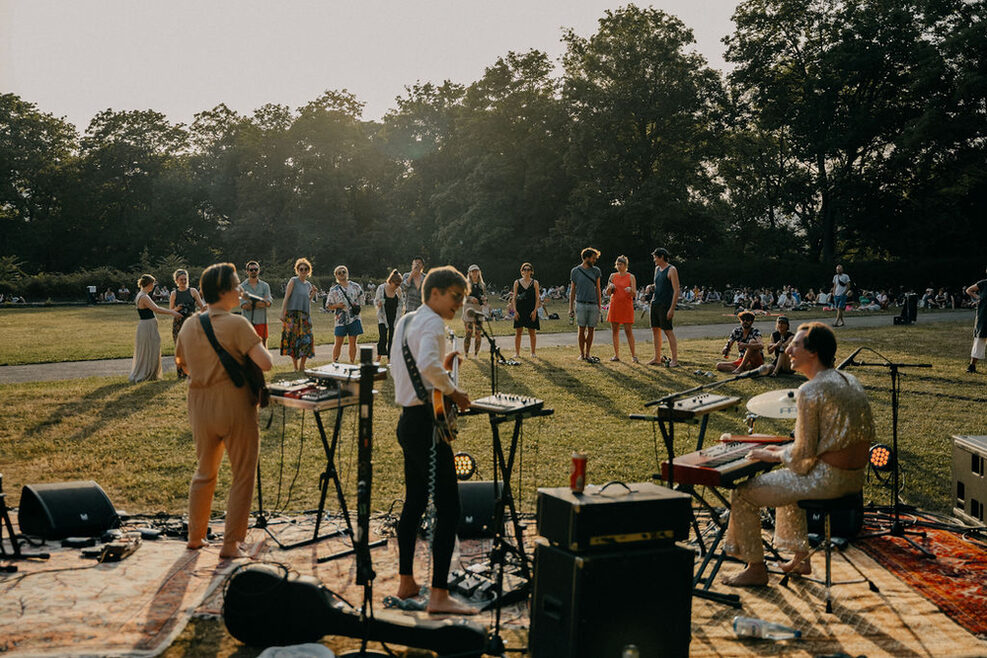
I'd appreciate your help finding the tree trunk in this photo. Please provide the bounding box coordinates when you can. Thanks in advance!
[816,151,835,265]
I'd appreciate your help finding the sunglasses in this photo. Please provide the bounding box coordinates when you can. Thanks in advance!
[247,268,259,272]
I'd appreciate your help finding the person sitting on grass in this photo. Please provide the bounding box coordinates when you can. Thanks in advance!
[716,310,764,374]
[757,315,795,377]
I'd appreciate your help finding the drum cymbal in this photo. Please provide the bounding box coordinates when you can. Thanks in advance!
[746,388,799,418]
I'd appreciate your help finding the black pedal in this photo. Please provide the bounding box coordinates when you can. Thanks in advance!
[137,527,161,540]
[474,579,497,600]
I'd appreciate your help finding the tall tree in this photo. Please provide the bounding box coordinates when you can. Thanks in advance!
[560,5,726,269]
[0,94,78,272]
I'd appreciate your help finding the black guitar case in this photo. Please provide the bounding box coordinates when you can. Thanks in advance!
[223,563,487,656]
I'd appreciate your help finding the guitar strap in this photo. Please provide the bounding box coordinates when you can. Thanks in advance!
[400,314,430,405]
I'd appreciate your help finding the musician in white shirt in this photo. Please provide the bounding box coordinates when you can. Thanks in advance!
[390,266,476,615]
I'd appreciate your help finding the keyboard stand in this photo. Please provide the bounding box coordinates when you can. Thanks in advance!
[264,395,387,559]
[480,406,554,611]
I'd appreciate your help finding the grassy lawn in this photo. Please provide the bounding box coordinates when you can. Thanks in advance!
[1,322,983,520]
[0,299,912,365]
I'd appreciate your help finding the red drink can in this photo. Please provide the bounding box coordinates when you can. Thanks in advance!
[570,452,587,494]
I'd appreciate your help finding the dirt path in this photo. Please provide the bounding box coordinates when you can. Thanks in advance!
[0,310,972,384]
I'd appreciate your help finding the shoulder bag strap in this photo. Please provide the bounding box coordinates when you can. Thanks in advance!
[198,314,246,387]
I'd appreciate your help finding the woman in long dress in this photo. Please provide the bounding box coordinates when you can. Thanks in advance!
[606,255,638,362]
[175,262,273,559]
[279,258,318,371]
[129,274,182,383]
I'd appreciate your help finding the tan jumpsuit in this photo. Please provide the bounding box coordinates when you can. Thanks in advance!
[175,309,262,554]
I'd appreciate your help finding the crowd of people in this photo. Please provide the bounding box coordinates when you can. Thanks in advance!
[110,253,986,614]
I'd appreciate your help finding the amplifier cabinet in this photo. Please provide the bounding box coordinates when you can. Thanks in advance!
[529,542,693,658]
[536,483,690,553]
[953,435,987,524]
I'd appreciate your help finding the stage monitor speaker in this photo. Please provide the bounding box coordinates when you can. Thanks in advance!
[894,293,918,324]
[805,490,864,538]
[457,480,503,539]
[952,435,987,525]
[529,543,692,658]
[18,481,119,540]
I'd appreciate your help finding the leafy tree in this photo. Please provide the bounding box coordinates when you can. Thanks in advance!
[560,5,726,269]
[0,94,78,272]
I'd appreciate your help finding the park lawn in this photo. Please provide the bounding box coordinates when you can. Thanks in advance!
[0,323,982,520]
[0,299,906,365]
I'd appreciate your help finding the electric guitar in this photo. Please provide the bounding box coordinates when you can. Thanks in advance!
[432,328,459,443]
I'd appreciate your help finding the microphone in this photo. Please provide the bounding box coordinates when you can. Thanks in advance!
[733,367,764,380]
[464,308,489,322]
[837,346,864,370]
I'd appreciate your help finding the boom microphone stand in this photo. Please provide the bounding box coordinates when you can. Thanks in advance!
[468,309,517,397]
[842,348,935,559]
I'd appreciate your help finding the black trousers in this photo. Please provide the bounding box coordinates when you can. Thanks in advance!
[397,405,460,590]
[377,322,395,357]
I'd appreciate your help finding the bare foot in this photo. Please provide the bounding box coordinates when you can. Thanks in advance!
[396,575,421,600]
[186,541,209,550]
[722,562,769,587]
[427,588,478,615]
[610,355,620,362]
[512,353,521,359]
[219,546,248,559]
[780,554,812,575]
[646,358,661,365]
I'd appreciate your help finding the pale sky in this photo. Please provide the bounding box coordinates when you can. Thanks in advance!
[1,0,738,131]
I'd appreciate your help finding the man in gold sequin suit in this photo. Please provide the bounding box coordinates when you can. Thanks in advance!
[722,322,875,586]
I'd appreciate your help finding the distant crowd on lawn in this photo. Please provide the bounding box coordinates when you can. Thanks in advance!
[53,276,981,314]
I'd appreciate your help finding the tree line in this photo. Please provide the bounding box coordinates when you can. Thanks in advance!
[2,1,985,297]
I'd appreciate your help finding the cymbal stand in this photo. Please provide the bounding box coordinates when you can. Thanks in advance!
[849,354,935,559]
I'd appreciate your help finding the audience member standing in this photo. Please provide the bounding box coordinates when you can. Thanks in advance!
[375,269,403,361]
[647,247,680,367]
[831,264,851,327]
[462,264,488,358]
[129,274,182,383]
[239,260,273,342]
[966,267,987,373]
[279,258,317,371]
[170,270,205,379]
[326,265,364,363]
[402,257,426,314]
[176,263,273,560]
[510,262,541,359]
[568,247,603,363]
[606,255,638,362]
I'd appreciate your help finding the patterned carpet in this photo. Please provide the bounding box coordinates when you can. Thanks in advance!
[3,511,987,657]
[857,515,987,637]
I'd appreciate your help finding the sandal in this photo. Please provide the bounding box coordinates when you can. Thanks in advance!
[632,356,640,364]
[610,356,620,362]
[587,355,601,364]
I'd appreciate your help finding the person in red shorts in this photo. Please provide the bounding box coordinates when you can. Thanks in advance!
[239,260,273,342]
[716,310,764,373]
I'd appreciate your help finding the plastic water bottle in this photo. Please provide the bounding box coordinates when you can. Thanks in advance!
[732,616,801,640]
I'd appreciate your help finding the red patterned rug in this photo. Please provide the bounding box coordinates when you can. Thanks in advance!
[857,516,987,637]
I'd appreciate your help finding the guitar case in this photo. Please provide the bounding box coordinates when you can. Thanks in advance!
[223,563,487,655]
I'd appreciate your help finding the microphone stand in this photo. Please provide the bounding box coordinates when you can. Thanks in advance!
[476,316,516,397]
[848,355,935,559]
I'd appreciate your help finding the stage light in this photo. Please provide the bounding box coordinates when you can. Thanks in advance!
[454,452,477,481]
[869,444,894,472]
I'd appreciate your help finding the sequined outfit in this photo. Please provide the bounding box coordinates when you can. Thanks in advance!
[724,368,875,562]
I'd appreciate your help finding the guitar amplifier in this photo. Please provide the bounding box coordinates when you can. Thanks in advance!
[536,483,690,553]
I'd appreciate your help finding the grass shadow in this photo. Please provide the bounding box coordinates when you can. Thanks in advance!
[24,378,181,443]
